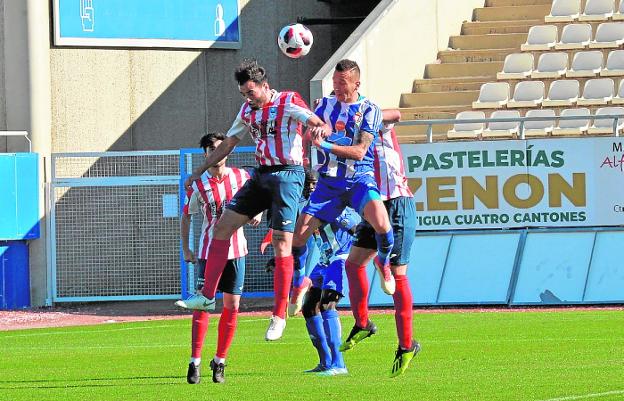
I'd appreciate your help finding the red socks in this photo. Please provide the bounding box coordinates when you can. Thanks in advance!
[191,311,209,358]
[346,261,369,328]
[201,238,230,298]
[216,307,238,359]
[392,274,413,350]
[273,256,293,319]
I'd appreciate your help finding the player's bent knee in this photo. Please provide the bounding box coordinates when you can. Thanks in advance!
[319,289,342,312]
[358,190,382,215]
[302,287,322,318]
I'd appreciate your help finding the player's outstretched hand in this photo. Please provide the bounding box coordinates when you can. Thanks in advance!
[184,173,201,191]
[248,213,262,227]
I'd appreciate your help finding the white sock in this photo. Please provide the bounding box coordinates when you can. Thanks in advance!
[213,356,225,365]
[190,357,201,366]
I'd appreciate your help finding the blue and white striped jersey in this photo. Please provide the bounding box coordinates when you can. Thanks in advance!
[313,95,382,180]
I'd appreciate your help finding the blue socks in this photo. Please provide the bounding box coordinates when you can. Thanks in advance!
[322,309,345,369]
[375,228,395,267]
[305,315,331,369]
[292,245,309,287]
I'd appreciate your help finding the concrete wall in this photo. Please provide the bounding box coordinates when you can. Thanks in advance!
[0,0,380,306]
[49,1,339,152]
[310,0,485,108]
[1,0,31,153]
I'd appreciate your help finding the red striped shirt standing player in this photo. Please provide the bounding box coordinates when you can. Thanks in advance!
[177,59,331,343]
[341,109,421,378]
[179,132,261,384]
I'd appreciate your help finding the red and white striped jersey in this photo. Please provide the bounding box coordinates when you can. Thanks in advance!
[183,167,250,260]
[373,124,413,201]
[227,90,314,166]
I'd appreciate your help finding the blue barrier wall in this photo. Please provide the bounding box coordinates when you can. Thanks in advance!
[0,153,39,240]
[0,241,31,309]
[0,153,38,309]
[334,228,624,307]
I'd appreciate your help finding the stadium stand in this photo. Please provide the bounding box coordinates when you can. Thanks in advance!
[397,0,624,142]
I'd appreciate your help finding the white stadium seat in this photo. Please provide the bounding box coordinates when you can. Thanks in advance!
[588,106,624,134]
[532,52,569,78]
[579,0,615,21]
[522,25,558,51]
[543,79,580,106]
[482,110,521,138]
[472,82,510,109]
[448,111,486,139]
[497,53,534,80]
[507,81,545,108]
[552,108,591,135]
[555,24,592,49]
[523,109,556,137]
[545,0,581,22]
[613,0,624,20]
[611,79,624,103]
[589,22,624,48]
[601,50,624,76]
[566,51,603,77]
[578,78,615,104]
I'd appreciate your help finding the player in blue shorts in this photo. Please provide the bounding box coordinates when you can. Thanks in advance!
[302,207,360,376]
[340,109,420,378]
[292,60,396,318]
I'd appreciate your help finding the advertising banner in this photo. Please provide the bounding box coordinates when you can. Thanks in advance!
[401,137,624,230]
[54,0,240,48]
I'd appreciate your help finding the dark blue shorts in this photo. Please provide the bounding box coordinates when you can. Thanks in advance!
[309,257,346,295]
[197,258,245,295]
[353,196,416,266]
[302,173,379,224]
[226,165,304,233]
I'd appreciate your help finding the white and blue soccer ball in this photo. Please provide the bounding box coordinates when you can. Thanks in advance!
[277,23,313,59]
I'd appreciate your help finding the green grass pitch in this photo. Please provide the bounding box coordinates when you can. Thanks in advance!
[1,309,623,401]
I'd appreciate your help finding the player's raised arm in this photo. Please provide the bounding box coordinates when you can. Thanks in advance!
[312,130,374,161]
[382,108,401,124]
[305,114,332,140]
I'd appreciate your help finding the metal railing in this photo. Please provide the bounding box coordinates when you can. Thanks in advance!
[0,131,31,152]
[397,113,624,143]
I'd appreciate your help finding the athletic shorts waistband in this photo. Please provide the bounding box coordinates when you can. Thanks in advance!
[256,164,304,173]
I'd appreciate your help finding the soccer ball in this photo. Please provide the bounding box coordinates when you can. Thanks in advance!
[277,23,313,59]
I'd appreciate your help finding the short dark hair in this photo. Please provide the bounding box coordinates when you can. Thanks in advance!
[199,132,225,152]
[302,168,318,199]
[234,59,268,86]
[335,59,360,78]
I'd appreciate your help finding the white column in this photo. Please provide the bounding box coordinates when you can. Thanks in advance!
[26,0,52,306]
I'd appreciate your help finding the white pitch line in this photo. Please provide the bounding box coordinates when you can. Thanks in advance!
[539,389,624,401]
[0,324,177,339]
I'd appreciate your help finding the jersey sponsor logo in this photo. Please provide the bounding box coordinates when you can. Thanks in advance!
[335,120,346,131]
[248,124,262,139]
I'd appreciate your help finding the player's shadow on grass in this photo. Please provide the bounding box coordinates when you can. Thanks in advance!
[0,375,183,390]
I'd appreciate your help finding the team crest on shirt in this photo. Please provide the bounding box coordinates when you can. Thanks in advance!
[268,106,278,120]
[353,111,363,129]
